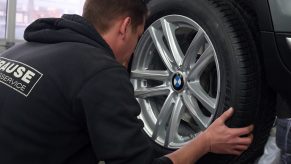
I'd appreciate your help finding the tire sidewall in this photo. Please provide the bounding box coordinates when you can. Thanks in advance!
[142,0,261,161]
[146,0,248,123]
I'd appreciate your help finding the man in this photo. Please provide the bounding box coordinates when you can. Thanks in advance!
[0,0,253,163]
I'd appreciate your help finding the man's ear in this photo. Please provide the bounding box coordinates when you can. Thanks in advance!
[120,17,131,39]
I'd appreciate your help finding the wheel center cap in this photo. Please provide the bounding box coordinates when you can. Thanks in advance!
[172,72,184,91]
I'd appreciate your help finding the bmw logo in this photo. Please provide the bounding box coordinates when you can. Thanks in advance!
[172,73,184,91]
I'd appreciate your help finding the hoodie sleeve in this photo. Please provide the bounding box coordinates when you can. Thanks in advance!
[76,66,173,164]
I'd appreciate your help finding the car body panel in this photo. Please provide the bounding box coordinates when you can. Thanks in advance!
[238,0,291,95]
[269,0,291,32]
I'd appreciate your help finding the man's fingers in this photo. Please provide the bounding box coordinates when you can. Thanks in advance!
[234,144,249,151]
[226,131,253,144]
[219,107,234,122]
[231,125,254,136]
[235,134,253,145]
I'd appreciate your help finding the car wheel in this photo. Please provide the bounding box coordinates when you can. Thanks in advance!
[130,0,276,163]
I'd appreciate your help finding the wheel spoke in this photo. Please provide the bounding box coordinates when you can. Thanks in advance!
[131,70,169,81]
[187,81,216,114]
[165,96,184,147]
[182,29,205,70]
[188,45,214,81]
[149,26,176,72]
[152,92,175,140]
[135,85,170,99]
[161,18,184,67]
[182,92,210,130]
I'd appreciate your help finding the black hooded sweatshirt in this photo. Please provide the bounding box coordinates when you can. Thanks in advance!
[0,15,172,164]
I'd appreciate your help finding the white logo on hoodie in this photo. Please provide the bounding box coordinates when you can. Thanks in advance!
[0,57,43,97]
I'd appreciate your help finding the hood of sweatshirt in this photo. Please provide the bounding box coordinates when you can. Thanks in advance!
[24,14,113,55]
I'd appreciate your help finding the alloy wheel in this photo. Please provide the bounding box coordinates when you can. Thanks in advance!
[131,15,221,149]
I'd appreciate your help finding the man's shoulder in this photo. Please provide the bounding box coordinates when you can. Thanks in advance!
[53,41,115,61]
[30,41,117,70]
[1,41,121,85]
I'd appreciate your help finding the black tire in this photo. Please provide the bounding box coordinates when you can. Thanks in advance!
[134,0,276,163]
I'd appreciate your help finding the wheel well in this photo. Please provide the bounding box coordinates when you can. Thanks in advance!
[227,0,269,77]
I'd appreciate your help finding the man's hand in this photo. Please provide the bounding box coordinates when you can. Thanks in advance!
[203,108,254,155]
[166,107,254,164]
